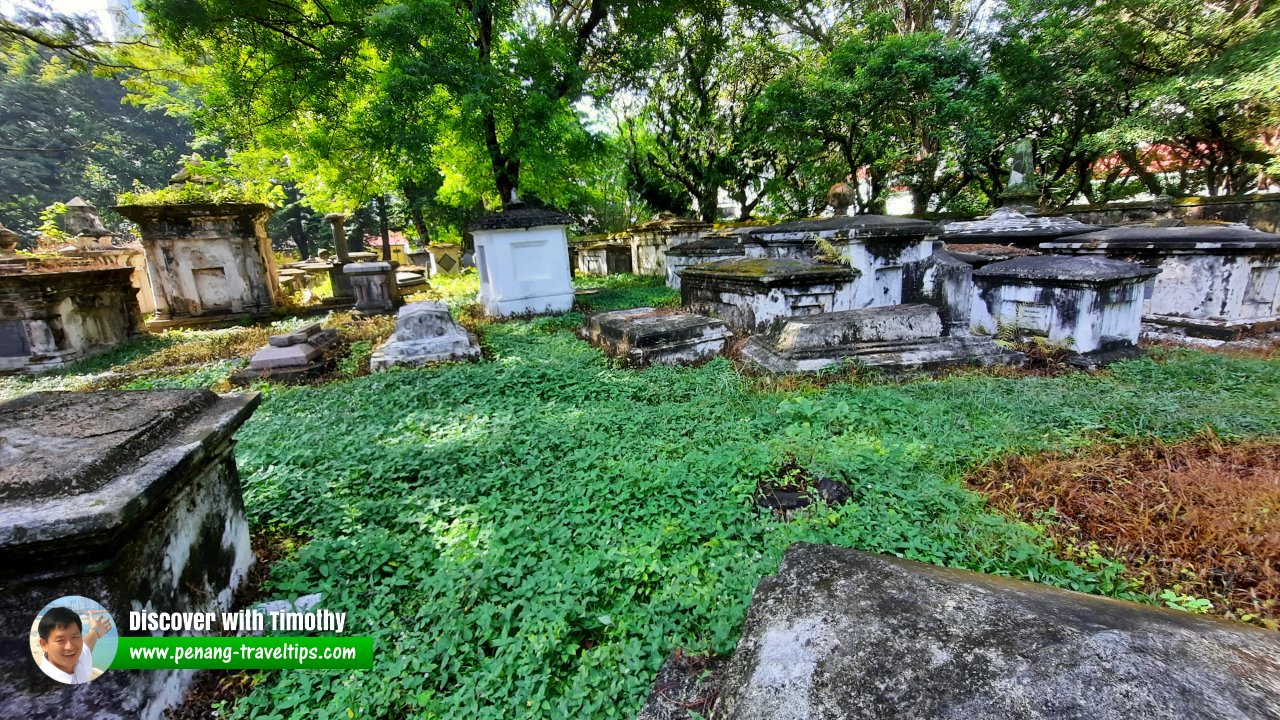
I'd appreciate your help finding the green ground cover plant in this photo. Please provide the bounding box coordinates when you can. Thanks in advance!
[2,274,1278,719]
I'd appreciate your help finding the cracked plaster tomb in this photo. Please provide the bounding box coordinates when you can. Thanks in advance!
[0,389,260,720]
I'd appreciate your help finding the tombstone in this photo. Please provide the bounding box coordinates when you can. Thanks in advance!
[62,197,114,249]
[665,229,750,290]
[971,255,1159,366]
[574,239,634,276]
[700,544,1280,720]
[276,267,307,295]
[740,304,1021,374]
[0,267,142,373]
[680,258,860,334]
[425,244,463,276]
[942,206,1101,251]
[0,224,18,254]
[113,203,281,329]
[738,216,938,308]
[578,307,733,366]
[0,390,259,720]
[51,199,158,316]
[1041,224,1280,339]
[622,214,712,277]
[343,262,398,315]
[469,202,575,317]
[368,302,481,371]
[232,323,340,384]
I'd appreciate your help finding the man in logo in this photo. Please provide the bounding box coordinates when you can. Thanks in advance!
[36,606,111,684]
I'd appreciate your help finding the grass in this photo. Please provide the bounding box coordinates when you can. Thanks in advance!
[4,273,1279,719]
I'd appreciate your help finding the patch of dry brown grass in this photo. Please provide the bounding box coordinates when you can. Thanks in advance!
[968,432,1280,628]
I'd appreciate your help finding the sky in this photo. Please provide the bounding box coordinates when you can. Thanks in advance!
[2,0,117,38]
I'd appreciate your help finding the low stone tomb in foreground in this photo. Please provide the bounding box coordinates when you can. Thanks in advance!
[1042,223,1280,339]
[369,301,481,371]
[694,543,1280,720]
[578,307,732,366]
[741,304,1022,374]
[0,390,259,720]
[971,255,1159,366]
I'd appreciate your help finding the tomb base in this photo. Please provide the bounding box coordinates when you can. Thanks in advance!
[741,305,1023,374]
[369,302,481,371]
[578,307,732,366]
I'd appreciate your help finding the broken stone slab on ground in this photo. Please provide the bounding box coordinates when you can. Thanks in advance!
[369,301,481,371]
[740,304,1023,374]
[0,390,259,720]
[232,323,340,384]
[707,543,1280,720]
[578,307,733,366]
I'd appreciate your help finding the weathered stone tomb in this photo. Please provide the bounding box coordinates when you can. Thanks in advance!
[1042,223,1280,338]
[971,255,1159,365]
[578,307,732,366]
[113,203,281,328]
[941,206,1101,250]
[665,229,750,290]
[740,303,1021,374]
[0,390,259,720]
[680,258,859,333]
[232,322,340,384]
[702,543,1280,720]
[369,301,481,371]
[0,266,142,373]
[343,261,398,315]
[621,215,711,277]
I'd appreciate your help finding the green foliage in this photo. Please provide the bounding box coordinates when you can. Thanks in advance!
[116,154,284,207]
[3,275,1280,717]
[1159,589,1214,614]
[222,331,1280,718]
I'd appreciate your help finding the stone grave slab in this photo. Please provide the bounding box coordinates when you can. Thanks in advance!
[708,543,1280,720]
[0,390,259,720]
[232,324,340,384]
[578,307,732,366]
[741,305,1022,374]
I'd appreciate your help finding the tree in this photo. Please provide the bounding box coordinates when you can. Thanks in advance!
[628,14,793,221]
[138,0,742,212]
[0,41,193,240]
[758,27,983,213]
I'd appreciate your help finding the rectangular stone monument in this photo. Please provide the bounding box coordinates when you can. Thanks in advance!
[0,267,142,373]
[369,301,481,371]
[470,203,575,317]
[578,307,732,366]
[0,390,260,720]
[971,255,1160,366]
[1042,224,1280,339]
[679,258,859,333]
[112,203,281,329]
[343,262,398,315]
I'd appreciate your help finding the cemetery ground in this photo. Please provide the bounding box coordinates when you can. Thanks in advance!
[3,272,1279,719]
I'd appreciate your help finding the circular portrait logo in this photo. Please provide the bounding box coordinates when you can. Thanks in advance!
[30,596,117,684]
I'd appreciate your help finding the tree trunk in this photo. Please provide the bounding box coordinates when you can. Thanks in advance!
[377,194,392,263]
[289,211,310,260]
[1119,146,1163,196]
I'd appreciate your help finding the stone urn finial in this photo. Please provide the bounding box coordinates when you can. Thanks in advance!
[0,224,18,253]
[828,182,856,216]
